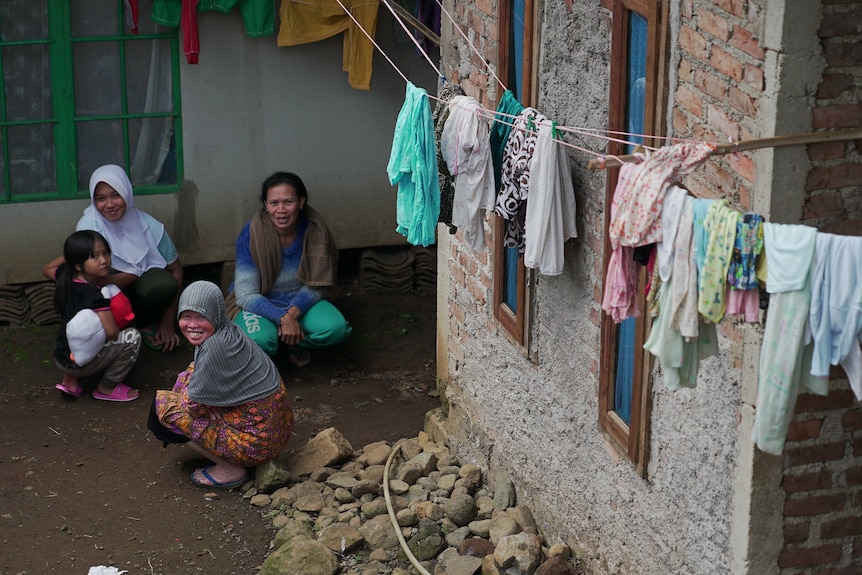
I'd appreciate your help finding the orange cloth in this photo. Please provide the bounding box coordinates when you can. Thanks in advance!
[277,0,379,90]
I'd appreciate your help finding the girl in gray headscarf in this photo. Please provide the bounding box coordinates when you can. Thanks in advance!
[149,281,293,488]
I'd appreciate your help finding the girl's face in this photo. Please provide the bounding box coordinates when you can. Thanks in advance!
[178,311,216,346]
[93,182,127,222]
[265,184,305,235]
[77,240,112,281]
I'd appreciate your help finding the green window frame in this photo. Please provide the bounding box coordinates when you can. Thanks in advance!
[0,1,182,204]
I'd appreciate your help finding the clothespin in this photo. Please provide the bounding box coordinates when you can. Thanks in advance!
[551,121,559,140]
[526,114,536,132]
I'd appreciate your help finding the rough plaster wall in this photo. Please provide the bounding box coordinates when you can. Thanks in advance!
[442,2,744,574]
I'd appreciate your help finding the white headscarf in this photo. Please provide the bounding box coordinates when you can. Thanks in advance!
[79,164,167,276]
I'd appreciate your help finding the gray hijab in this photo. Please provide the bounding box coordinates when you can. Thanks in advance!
[178,281,279,406]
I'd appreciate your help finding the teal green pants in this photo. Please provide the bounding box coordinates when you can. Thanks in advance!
[234,300,351,356]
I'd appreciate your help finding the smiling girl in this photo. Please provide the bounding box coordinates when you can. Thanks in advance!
[45,231,142,401]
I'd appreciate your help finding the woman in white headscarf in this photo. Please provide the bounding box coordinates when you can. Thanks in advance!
[148,281,294,488]
[75,164,183,351]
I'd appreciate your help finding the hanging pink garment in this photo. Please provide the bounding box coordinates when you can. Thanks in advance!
[602,162,641,323]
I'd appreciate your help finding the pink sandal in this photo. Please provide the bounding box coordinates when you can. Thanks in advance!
[92,382,139,402]
[56,382,84,399]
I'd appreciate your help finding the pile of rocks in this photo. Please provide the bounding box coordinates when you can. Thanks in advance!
[232,427,584,575]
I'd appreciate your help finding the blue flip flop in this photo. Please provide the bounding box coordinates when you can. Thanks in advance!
[191,466,249,490]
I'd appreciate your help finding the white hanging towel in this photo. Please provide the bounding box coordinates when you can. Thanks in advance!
[440,95,496,252]
[523,120,577,275]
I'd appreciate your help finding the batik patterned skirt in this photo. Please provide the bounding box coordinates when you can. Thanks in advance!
[155,362,293,467]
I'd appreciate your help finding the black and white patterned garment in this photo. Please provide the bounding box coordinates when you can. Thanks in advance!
[432,81,466,232]
[493,107,547,252]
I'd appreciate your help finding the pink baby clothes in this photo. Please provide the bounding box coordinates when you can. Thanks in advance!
[725,287,760,323]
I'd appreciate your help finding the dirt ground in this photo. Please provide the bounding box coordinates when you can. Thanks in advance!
[0,279,439,575]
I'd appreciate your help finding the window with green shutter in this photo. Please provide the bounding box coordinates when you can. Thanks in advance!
[0,0,181,204]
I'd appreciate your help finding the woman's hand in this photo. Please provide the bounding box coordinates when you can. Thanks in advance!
[155,318,181,352]
[278,308,305,346]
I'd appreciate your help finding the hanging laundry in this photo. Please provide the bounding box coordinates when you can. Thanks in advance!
[432,81,466,232]
[608,142,714,249]
[415,0,441,54]
[278,0,380,90]
[691,197,715,276]
[644,279,718,390]
[602,162,642,323]
[669,196,699,338]
[656,185,687,283]
[522,120,578,275]
[725,214,763,323]
[753,223,827,455]
[124,0,139,33]
[152,0,201,63]
[387,82,440,248]
[440,95,496,252]
[809,233,862,400]
[494,107,547,252]
[697,200,739,323]
[152,0,276,64]
[489,90,524,191]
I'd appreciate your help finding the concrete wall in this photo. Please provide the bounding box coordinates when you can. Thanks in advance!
[438,1,860,574]
[0,9,439,284]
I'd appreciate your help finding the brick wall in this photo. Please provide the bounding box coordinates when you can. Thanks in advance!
[781,4,862,573]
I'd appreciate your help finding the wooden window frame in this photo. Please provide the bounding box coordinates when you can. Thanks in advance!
[0,2,182,203]
[493,0,540,347]
[598,0,668,477]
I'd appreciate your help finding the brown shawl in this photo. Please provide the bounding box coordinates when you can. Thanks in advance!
[225,205,338,320]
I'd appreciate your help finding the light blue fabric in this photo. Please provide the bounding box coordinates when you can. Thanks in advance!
[387,82,440,247]
[691,198,714,274]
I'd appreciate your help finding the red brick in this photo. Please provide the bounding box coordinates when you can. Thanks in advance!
[742,64,764,91]
[694,68,728,100]
[786,419,825,443]
[731,25,766,60]
[783,468,832,493]
[797,389,859,412]
[802,191,846,219]
[779,544,842,568]
[784,442,847,467]
[784,521,811,544]
[675,85,704,117]
[844,410,862,431]
[729,86,757,117]
[822,516,862,539]
[726,151,755,183]
[808,141,847,161]
[822,219,862,236]
[697,8,730,41]
[710,46,744,81]
[673,108,690,133]
[823,41,862,67]
[707,105,741,141]
[820,11,862,38]
[680,26,709,62]
[806,163,862,191]
[813,104,862,129]
[474,0,494,18]
[678,58,693,83]
[711,0,745,18]
[702,160,736,198]
[817,73,855,100]
[681,0,693,20]
[848,466,862,486]
[738,183,750,210]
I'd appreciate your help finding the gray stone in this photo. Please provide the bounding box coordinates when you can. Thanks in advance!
[475,495,495,520]
[493,476,515,510]
[493,533,543,575]
[444,492,478,526]
[360,497,389,519]
[315,514,336,530]
[481,554,504,575]
[289,480,324,499]
[437,473,458,492]
[318,522,365,553]
[396,508,418,526]
[325,471,359,490]
[359,514,400,549]
[468,519,492,538]
[368,548,389,562]
[508,505,538,535]
[398,438,422,460]
[535,556,579,575]
[444,525,472,548]
[388,479,409,494]
[334,487,355,503]
[440,553,483,575]
[295,492,325,513]
[547,544,571,558]
[403,518,445,562]
[250,493,271,507]
[272,519,315,549]
[365,444,393,466]
[285,427,354,476]
[272,514,292,529]
[260,536,338,575]
[408,451,438,476]
[271,486,298,509]
[309,467,336,482]
[415,501,445,521]
[255,458,291,493]
[458,464,482,485]
[488,516,520,546]
[359,465,386,483]
[395,461,424,484]
[351,478,381,498]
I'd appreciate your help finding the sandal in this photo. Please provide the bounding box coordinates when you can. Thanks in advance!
[139,327,164,351]
[287,346,311,368]
[56,382,84,399]
[92,382,139,402]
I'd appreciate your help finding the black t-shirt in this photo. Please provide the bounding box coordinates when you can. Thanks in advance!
[54,264,110,368]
